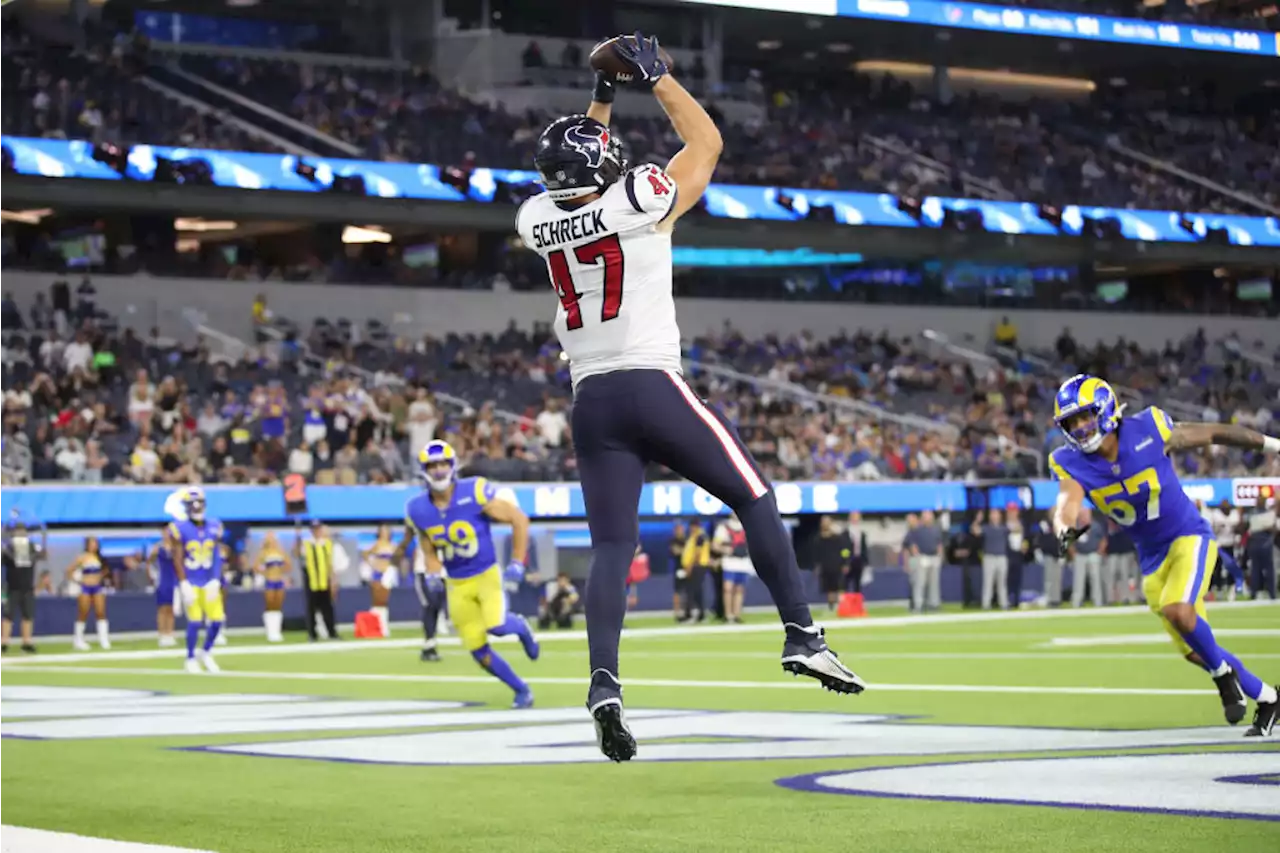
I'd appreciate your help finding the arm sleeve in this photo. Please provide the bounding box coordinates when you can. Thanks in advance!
[620,164,678,227]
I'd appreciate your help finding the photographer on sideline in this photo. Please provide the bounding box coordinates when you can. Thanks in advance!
[539,572,581,629]
[3,518,46,653]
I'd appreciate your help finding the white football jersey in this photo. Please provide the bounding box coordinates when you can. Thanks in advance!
[517,163,681,388]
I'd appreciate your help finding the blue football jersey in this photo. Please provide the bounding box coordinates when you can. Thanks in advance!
[404,477,500,580]
[1049,406,1211,576]
[168,518,225,586]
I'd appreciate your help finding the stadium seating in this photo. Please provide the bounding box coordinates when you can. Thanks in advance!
[5,25,1276,213]
[4,285,1275,488]
[0,28,271,152]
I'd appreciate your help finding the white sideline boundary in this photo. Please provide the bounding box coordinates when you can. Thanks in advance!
[4,600,1276,668]
[3,664,1224,697]
[0,826,215,853]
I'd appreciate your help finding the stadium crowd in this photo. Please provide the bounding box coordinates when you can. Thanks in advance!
[3,284,1277,489]
[5,21,1278,214]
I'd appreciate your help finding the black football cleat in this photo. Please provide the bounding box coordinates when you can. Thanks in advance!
[1213,668,1247,725]
[587,669,636,763]
[420,646,441,663]
[781,623,866,695]
[1244,687,1278,738]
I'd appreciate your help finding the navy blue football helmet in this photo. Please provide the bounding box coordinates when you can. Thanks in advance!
[534,115,627,201]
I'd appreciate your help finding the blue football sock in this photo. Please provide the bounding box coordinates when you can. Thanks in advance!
[203,621,223,652]
[584,541,637,678]
[1220,649,1266,701]
[471,645,527,694]
[1180,616,1225,672]
[489,614,532,642]
[185,622,201,658]
[738,492,813,628]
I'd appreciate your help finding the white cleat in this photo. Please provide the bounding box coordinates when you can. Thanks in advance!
[158,636,176,648]
[215,632,228,647]
[781,624,867,695]
[198,650,220,673]
[72,640,90,652]
[184,657,202,674]
[98,638,111,651]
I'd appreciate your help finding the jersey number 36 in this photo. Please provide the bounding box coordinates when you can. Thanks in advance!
[1090,467,1161,527]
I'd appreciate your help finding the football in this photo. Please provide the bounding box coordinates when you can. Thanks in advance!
[589,36,675,84]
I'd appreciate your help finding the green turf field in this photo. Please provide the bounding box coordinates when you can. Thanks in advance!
[4,603,1279,853]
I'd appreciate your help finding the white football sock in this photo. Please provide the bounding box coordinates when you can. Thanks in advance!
[1259,683,1278,705]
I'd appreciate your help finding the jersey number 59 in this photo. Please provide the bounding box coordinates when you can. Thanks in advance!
[425,521,480,562]
[547,234,624,331]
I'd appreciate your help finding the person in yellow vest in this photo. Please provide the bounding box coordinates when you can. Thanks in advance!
[679,522,714,623]
[252,293,271,342]
[296,521,340,641]
[994,315,1018,348]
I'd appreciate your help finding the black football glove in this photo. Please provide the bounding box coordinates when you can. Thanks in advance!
[611,31,668,89]
[1057,524,1090,559]
[591,70,615,104]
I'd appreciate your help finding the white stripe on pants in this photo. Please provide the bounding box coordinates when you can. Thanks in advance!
[1072,553,1103,607]
[981,555,1009,609]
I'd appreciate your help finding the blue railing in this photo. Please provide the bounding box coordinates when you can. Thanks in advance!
[5,136,1277,247]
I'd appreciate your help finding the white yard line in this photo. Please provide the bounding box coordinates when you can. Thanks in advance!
[0,826,215,853]
[3,665,1222,697]
[1044,629,1280,648]
[7,601,1276,668]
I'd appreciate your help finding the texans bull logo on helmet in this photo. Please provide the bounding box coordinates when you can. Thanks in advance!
[564,122,610,169]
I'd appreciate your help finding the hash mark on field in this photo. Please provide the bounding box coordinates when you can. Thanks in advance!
[6,665,1225,696]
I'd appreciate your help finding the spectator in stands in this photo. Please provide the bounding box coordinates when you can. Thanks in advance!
[405,387,437,453]
[993,316,1018,348]
[560,41,582,69]
[130,435,160,483]
[535,396,569,448]
[521,40,544,69]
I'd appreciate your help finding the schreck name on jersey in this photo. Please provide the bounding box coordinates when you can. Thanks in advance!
[529,209,607,250]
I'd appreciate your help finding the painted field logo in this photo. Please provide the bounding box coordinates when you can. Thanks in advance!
[777,754,1280,822]
[2,686,1264,775]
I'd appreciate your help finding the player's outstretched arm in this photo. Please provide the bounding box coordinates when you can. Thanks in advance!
[652,75,723,229]
[1166,422,1280,454]
[484,499,530,564]
[587,71,614,126]
[1052,478,1088,556]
